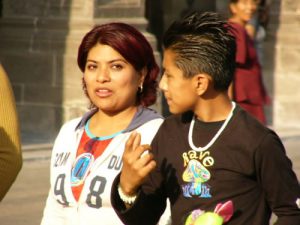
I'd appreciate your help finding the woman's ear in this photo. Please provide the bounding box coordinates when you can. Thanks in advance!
[194,73,211,96]
[139,67,147,86]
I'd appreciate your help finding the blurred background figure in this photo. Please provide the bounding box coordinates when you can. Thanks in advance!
[228,0,270,125]
[0,63,22,201]
[246,0,270,66]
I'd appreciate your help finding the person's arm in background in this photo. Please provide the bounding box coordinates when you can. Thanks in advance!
[246,12,259,39]
[0,63,23,201]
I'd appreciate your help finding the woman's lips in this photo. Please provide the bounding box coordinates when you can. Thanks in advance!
[95,88,113,97]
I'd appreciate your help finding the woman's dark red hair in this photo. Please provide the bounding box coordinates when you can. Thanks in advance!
[77,22,159,107]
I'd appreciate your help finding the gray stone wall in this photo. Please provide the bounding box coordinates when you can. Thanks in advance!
[2,0,300,144]
[264,0,300,129]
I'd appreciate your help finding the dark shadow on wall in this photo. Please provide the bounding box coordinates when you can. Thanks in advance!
[145,0,216,54]
[0,0,72,144]
[180,0,216,18]
[145,0,164,53]
[0,0,2,17]
[262,1,280,126]
[145,0,168,116]
[145,0,216,117]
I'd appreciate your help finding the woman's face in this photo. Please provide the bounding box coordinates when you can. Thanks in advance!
[230,0,258,23]
[83,43,144,114]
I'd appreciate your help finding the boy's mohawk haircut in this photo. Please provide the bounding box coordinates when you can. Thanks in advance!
[163,11,234,48]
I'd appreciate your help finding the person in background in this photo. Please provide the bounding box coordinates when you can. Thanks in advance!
[0,63,22,201]
[110,12,300,225]
[245,0,269,65]
[41,22,170,225]
[228,0,270,125]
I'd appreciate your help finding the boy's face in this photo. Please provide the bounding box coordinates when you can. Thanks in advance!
[159,49,199,114]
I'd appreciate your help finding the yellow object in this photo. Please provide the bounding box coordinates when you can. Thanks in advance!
[194,212,223,225]
[0,64,22,201]
[185,212,224,225]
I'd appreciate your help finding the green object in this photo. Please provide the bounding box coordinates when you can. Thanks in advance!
[194,212,223,225]
[185,214,193,225]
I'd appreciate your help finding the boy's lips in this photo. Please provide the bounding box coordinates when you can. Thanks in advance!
[165,97,173,105]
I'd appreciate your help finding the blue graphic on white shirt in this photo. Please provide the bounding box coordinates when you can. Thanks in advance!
[71,153,94,186]
[182,159,212,198]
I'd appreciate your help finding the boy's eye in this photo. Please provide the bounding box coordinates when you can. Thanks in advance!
[165,73,172,79]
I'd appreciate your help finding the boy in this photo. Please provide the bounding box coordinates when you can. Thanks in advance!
[111,12,300,225]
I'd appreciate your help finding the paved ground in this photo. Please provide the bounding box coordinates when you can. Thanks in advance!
[0,148,51,225]
[0,134,299,225]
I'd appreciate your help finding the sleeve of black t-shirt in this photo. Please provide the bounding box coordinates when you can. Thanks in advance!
[255,131,300,225]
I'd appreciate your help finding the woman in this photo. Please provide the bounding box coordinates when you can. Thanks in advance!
[41,22,170,225]
[228,0,270,124]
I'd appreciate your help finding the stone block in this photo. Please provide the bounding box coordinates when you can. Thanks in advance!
[64,38,86,55]
[273,99,300,129]
[275,72,300,99]
[23,85,63,105]
[11,84,23,103]
[0,17,36,36]
[56,55,83,87]
[17,104,63,144]
[3,0,44,17]
[62,86,87,105]
[63,105,88,122]
[281,0,300,13]
[277,47,300,72]
[94,0,144,18]
[93,17,149,32]
[94,7,144,18]
[0,53,54,85]
[2,0,85,18]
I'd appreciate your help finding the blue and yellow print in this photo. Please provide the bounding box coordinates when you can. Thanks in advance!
[181,150,214,198]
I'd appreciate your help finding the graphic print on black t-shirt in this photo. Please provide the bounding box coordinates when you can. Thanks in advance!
[181,149,214,198]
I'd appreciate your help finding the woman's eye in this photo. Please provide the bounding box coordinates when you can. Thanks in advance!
[111,64,123,70]
[86,64,97,71]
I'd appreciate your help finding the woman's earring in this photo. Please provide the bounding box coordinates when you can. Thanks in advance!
[139,85,143,93]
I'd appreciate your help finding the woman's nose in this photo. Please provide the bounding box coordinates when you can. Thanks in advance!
[96,68,110,82]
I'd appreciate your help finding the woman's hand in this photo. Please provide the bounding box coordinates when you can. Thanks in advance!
[119,131,157,196]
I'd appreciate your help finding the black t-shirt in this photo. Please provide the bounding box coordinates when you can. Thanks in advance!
[111,105,300,225]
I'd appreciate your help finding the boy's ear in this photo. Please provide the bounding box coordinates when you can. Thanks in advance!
[194,73,211,96]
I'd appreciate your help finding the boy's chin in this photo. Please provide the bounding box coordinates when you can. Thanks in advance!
[168,107,186,115]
